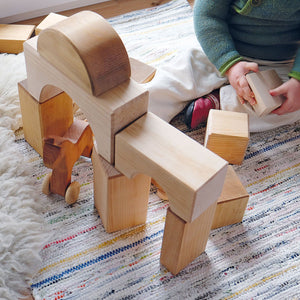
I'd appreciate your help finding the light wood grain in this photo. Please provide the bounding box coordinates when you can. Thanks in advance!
[211,166,249,229]
[160,204,217,275]
[37,11,131,97]
[23,36,148,163]
[0,24,35,53]
[246,69,284,117]
[115,112,228,222]
[18,80,74,156]
[204,109,249,165]
[92,146,150,233]
[35,12,67,35]
[43,120,93,198]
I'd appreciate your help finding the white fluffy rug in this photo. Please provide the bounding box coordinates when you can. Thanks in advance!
[0,53,47,299]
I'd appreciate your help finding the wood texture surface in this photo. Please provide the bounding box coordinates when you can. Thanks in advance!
[23,36,148,163]
[0,24,35,53]
[15,0,194,25]
[43,120,93,196]
[204,109,249,165]
[160,204,217,275]
[115,112,228,222]
[92,147,150,233]
[37,11,131,97]
[246,69,284,117]
[18,80,74,156]
[211,166,249,229]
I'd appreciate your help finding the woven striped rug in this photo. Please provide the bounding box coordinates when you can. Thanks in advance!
[14,0,300,298]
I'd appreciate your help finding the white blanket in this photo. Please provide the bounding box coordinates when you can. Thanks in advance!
[145,47,300,132]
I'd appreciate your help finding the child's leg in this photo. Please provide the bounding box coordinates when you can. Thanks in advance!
[184,90,220,129]
[145,47,227,123]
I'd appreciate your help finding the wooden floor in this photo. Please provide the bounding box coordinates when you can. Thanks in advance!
[16,0,193,26]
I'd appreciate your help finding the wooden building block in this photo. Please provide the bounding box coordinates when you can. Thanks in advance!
[204,109,249,165]
[92,146,151,233]
[129,57,156,83]
[37,11,130,97]
[18,79,73,156]
[160,204,217,275]
[246,69,284,117]
[0,24,35,53]
[23,35,148,164]
[35,13,68,35]
[115,112,228,223]
[211,166,249,229]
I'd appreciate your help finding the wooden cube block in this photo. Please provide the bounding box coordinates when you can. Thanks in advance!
[18,79,73,156]
[35,13,68,35]
[246,69,284,117]
[211,166,249,229]
[0,24,35,53]
[160,203,217,275]
[92,146,151,233]
[204,109,249,165]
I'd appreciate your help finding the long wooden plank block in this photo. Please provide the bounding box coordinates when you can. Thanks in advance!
[115,112,228,222]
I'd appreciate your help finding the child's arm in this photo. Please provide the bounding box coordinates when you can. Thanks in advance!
[193,0,242,75]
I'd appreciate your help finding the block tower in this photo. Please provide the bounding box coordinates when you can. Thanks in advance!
[21,11,229,275]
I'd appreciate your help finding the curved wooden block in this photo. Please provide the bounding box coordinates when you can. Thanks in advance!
[37,11,131,96]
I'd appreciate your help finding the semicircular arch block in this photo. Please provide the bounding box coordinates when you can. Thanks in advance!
[37,10,131,97]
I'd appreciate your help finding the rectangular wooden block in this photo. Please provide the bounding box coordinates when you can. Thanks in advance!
[211,166,249,229]
[160,203,217,275]
[35,13,68,35]
[115,112,228,223]
[0,24,35,53]
[18,79,74,156]
[92,146,151,233]
[246,69,284,117]
[204,109,249,165]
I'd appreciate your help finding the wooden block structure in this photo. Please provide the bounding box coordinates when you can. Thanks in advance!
[204,109,249,165]
[152,165,249,230]
[211,166,249,229]
[115,112,228,223]
[18,80,74,156]
[92,146,151,233]
[35,13,68,35]
[21,11,229,275]
[246,69,284,117]
[0,24,35,53]
[161,204,217,275]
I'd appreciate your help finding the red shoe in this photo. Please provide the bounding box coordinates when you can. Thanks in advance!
[184,92,220,129]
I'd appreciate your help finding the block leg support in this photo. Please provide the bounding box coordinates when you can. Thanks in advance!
[92,147,151,233]
[160,203,217,275]
[211,166,249,229]
[18,79,73,156]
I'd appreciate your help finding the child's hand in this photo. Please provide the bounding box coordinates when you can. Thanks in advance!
[226,61,259,105]
[271,78,300,115]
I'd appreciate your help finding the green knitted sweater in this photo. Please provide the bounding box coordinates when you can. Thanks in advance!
[193,0,300,80]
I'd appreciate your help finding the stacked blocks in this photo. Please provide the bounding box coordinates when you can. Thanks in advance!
[246,69,284,117]
[20,11,231,275]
